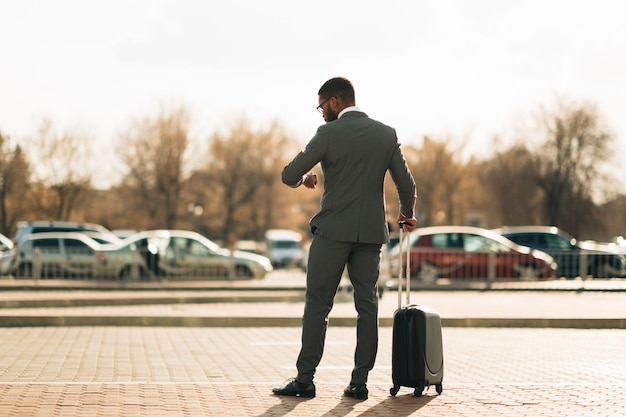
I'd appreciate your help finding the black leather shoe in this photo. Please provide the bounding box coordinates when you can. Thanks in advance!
[272,378,316,398]
[344,383,368,400]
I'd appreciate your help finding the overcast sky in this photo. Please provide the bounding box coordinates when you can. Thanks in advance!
[1,0,625,191]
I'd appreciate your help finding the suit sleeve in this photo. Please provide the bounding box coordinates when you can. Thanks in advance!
[388,144,417,218]
[281,127,327,186]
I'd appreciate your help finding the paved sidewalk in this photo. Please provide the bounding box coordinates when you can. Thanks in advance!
[1,273,625,415]
[0,326,625,416]
[1,286,626,328]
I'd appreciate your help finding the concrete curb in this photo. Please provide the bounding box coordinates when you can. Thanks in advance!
[1,315,624,329]
[2,277,626,292]
[2,277,625,329]
[0,292,305,308]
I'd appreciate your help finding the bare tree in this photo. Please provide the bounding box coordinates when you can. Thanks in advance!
[27,119,92,220]
[0,132,31,235]
[479,142,542,226]
[200,118,302,244]
[600,195,626,241]
[401,137,465,226]
[528,98,613,231]
[117,104,191,229]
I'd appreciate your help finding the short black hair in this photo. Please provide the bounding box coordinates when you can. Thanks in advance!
[318,77,355,104]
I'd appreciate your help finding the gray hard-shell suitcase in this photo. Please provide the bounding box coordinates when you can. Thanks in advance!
[390,224,444,397]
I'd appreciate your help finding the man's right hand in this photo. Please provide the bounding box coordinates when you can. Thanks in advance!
[398,214,417,232]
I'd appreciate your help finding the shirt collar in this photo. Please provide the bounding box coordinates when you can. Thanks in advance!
[338,106,361,118]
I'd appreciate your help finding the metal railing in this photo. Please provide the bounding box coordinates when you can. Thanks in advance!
[6,246,625,284]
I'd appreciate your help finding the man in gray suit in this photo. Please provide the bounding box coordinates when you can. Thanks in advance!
[273,77,417,400]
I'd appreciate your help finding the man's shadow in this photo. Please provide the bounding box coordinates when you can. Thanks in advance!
[256,393,435,417]
[256,396,314,417]
[352,393,435,417]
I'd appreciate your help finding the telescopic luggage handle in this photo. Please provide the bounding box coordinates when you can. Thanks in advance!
[397,221,411,309]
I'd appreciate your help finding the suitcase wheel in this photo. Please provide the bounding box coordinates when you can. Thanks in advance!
[436,383,443,395]
[414,382,425,397]
[389,385,399,396]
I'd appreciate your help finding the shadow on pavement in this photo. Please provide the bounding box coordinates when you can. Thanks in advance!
[353,393,435,417]
[318,397,357,417]
[254,392,435,417]
[256,395,313,417]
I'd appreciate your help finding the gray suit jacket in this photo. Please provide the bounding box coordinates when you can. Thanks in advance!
[282,111,416,244]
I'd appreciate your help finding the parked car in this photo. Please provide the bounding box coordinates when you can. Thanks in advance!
[264,229,306,269]
[12,220,116,245]
[493,226,626,278]
[391,226,557,283]
[0,233,14,276]
[116,230,273,279]
[12,232,146,279]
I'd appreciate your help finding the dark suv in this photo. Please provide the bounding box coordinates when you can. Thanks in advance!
[493,226,626,279]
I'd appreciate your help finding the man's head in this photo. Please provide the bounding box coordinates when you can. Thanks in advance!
[317,77,356,122]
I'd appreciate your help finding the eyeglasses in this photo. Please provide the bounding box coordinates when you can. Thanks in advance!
[316,97,332,114]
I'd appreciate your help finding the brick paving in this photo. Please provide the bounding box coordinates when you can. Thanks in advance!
[0,273,625,416]
[0,326,625,416]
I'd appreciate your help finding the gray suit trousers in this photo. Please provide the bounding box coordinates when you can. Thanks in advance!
[296,233,381,385]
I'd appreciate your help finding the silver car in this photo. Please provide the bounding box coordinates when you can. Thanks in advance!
[0,233,14,276]
[117,230,273,279]
[12,220,116,245]
[12,232,146,280]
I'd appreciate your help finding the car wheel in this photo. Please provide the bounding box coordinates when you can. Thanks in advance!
[416,263,439,284]
[515,264,539,281]
[15,263,33,278]
[119,265,149,281]
[589,262,612,279]
[235,264,253,279]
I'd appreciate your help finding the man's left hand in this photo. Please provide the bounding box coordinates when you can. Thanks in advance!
[303,173,318,189]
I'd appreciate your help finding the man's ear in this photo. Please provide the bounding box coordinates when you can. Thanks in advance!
[330,96,341,110]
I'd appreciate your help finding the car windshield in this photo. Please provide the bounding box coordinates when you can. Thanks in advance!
[192,234,221,252]
[545,234,573,250]
[167,237,213,256]
[464,235,510,253]
[510,233,573,250]
[272,240,300,249]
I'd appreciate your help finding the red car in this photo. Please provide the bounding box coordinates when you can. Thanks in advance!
[393,226,557,283]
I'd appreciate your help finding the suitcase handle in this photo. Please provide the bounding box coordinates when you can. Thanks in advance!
[397,221,411,309]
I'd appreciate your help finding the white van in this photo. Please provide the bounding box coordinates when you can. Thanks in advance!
[264,229,306,269]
